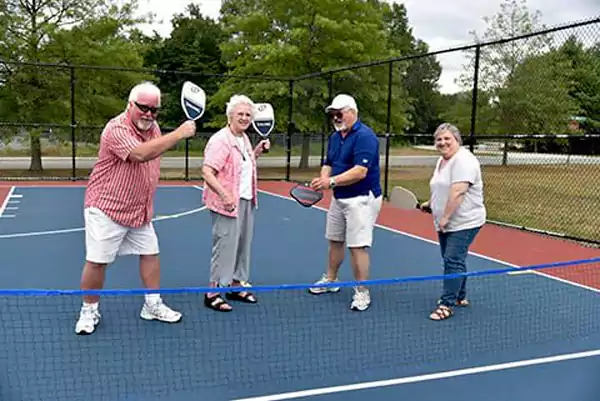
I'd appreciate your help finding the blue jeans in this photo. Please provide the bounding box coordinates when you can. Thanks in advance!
[438,226,481,307]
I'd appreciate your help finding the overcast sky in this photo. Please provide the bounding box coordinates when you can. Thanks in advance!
[136,0,599,93]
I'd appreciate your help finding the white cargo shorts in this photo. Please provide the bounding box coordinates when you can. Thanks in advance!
[325,192,383,248]
[84,207,159,264]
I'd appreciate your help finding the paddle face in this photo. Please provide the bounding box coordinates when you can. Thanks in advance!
[252,103,275,138]
[181,81,206,121]
[252,103,274,153]
[290,184,323,208]
[389,186,419,210]
[389,186,431,213]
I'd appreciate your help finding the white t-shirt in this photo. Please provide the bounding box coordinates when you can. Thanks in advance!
[235,135,253,201]
[429,147,486,232]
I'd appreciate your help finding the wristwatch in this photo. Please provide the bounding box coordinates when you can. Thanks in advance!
[329,177,337,188]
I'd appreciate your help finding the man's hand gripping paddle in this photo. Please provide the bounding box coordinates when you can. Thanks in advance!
[181,81,206,121]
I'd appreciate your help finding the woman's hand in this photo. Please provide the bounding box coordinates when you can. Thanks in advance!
[221,192,236,212]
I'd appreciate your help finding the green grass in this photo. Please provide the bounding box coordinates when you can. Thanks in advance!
[263,164,599,243]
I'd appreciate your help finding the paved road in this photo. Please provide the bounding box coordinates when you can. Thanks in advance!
[0,153,597,170]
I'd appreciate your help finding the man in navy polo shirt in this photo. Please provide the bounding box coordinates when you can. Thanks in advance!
[308,94,383,311]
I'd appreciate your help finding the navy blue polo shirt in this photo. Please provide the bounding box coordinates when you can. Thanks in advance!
[324,120,382,199]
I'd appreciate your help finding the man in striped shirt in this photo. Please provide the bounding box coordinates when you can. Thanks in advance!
[75,81,196,335]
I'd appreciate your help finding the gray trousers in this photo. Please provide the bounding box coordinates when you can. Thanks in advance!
[210,199,255,287]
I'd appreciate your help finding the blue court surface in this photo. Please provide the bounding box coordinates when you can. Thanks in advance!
[0,185,598,401]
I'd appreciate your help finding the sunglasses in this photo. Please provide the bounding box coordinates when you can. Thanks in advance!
[327,110,344,120]
[134,101,160,114]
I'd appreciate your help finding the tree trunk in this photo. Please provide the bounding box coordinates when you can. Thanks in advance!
[299,133,311,169]
[29,132,43,171]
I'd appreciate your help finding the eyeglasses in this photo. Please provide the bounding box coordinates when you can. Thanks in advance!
[134,101,160,114]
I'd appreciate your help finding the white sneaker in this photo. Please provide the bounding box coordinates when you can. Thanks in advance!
[308,274,341,295]
[75,304,101,335]
[350,288,371,311]
[140,299,182,323]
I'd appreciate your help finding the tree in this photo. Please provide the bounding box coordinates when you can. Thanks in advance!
[557,36,600,133]
[498,51,579,135]
[458,0,552,94]
[216,0,413,167]
[0,0,151,171]
[142,4,227,131]
[381,3,444,138]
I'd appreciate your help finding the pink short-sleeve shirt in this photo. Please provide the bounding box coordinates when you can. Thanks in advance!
[202,127,258,217]
[84,112,161,228]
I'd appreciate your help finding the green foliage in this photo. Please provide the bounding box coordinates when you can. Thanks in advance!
[498,51,579,134]
[142,4,227,129]
[458,0,552,93]
[0,0,152,127]
[214,0,415,134]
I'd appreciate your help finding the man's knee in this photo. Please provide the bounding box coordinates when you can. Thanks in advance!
[85,260,108,270]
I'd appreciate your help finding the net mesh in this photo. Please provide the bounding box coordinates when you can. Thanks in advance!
[0,259,599,401]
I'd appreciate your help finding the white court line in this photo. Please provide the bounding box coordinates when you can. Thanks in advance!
[257,188,600,294]
[0,186,15,217]
[232,348,600,401]
[0,185,206,239]
[0,206,207,239]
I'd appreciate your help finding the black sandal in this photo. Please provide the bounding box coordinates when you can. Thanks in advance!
[226,290,257,304]
[204,294,233,312]
[429,304,453,321]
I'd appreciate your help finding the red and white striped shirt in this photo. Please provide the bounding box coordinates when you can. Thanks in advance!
[84,112,161,228]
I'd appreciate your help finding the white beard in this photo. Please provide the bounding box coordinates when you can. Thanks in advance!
[333,122,347,131]
[136,119,154,131]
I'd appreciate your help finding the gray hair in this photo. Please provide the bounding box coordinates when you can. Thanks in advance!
[226,94,255,120]
[434,123,462,145]
[128,81,161,105]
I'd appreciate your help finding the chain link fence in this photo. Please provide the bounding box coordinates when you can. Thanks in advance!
[0,18,598,245]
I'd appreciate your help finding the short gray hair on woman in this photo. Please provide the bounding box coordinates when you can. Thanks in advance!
[434,123,462,145]
[226,94,256,120]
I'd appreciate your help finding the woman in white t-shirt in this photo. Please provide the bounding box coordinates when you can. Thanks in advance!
[420,123,486,321]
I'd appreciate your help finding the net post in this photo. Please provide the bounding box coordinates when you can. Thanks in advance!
[322,74,334,165]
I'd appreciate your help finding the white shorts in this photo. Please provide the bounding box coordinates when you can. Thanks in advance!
[325,192,383,248]
[84,207,159,264]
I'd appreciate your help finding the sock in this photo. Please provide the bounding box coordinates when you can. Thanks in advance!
[83,301,99,311]
[145,293,161,304]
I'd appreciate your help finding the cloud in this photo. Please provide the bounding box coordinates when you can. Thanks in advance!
[137,0,599,93]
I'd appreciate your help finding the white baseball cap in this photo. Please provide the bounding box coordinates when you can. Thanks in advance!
[325,94,358,112]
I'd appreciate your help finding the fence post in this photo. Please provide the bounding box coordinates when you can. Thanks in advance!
[286,80,294,181]
[322,74,334,165]
[384,61,393,199]
[70,66,76,180]
[469,45,481,152]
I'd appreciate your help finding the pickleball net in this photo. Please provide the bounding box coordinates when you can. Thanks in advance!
[0,258,599,401]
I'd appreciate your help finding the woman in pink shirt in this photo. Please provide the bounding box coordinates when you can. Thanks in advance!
[201,95,270,312]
